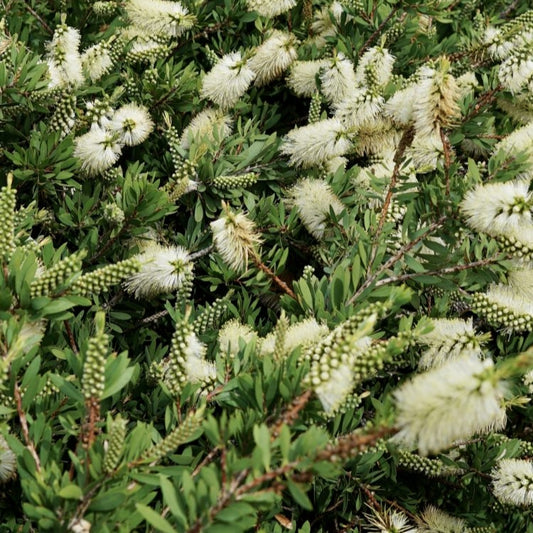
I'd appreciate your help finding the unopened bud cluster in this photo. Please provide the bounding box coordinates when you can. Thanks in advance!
[194,296,229,335]
[50,92,77,137]
[471,292,533,333]
[71,258,141,296]
[104,415,127,473]
[212,172,258,190]
[82,330,109,400]
[142,408,204,462]
[30,250,86,298]
[164,318,216,396]
[0,180,16,262]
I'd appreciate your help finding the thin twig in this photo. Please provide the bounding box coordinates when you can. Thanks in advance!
[373,256,503,288]
[359,6,399,57]
[347,216,447,306]
[64,320,79,355]
[367,127,415,276]
[14,383,41,473]
[23,1,53,35]
[253,256,297,300]
[500,0,520,18]
[439,128,452,196]
[192,446,221,478]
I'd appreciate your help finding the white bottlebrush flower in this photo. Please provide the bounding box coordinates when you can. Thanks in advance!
[280,118,352,168]
[286,60,328,97]
[385,84,417,125]
[123,243,193,298]
[46,25,84,88]
[246,0,296,17]
[310,2,345,46]
[200,51,256,109]
[355,46,395,89]
[320,53,357,105]
[182,332,217,383]
[499,55,533,94]
[125,0,195,38]
[73,125,122,176]
[334,87,384,128]
[405,132,444,173]
[109,103,153,146]
[365,506,417,533]
[260,317,329,356]
[508,263,533,300]
[456,71,478,95]
[68,518,91,533]
[248,30,298,87]
[210,206,262,273]
[491,459,533,506]
[0,435,16,482]
[417,318,487,370]
[81,42,113,82]
[524,369,533,394]
[479,283,533,324]
[412,61,461,137]
[494,121,533,161]
[352,117,400,157]
[286,178,345,239]
[180,108,233,150]
[416,505,466,532]
[218,319,258,357]
[484,26,514,59]
[393,355,507,455]
[460,178,533,236]
[314,363,355,415]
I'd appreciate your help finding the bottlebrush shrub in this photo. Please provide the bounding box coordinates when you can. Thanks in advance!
[3,1,533,531]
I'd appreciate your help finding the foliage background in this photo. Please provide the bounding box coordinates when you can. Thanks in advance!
[1,0,533,531]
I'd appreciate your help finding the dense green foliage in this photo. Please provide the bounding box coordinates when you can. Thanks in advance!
[2,0,533,531]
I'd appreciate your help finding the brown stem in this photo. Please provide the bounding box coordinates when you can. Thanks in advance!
[192,446,221,478]
[347,216,447,306]
[14,383,41,473]
[367,127,415,275]
[64,320,79,355]
[23,1,53,34]
[253,256,297,300]
[463,85,503,124]
[270,390,312,440]
[373,255,503,289]
[359,6,399,57]
[439,128,452,196]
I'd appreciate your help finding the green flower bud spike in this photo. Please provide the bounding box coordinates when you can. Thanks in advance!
[0,173,16,263]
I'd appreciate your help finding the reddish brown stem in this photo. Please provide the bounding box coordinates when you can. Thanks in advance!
[14,383,41,473]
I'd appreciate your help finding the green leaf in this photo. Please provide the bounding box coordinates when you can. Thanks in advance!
[58,485,83,500]
[253,424,271,471]
[135,503,177,533]
[286,479,313,511]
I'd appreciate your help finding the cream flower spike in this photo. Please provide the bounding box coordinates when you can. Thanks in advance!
[280,118,352,168]
[393,354,507,455]
[73,125,122,176]
[286,178,345,239]
[491,459,533,506]
[246,0,296,17]
[110,103,153,146]
[460,178,533,236]
[210,203,262,273]
[248,30,298,87]
[126,0,195,38]
[123,243,193,298]
[200,51,256,109]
